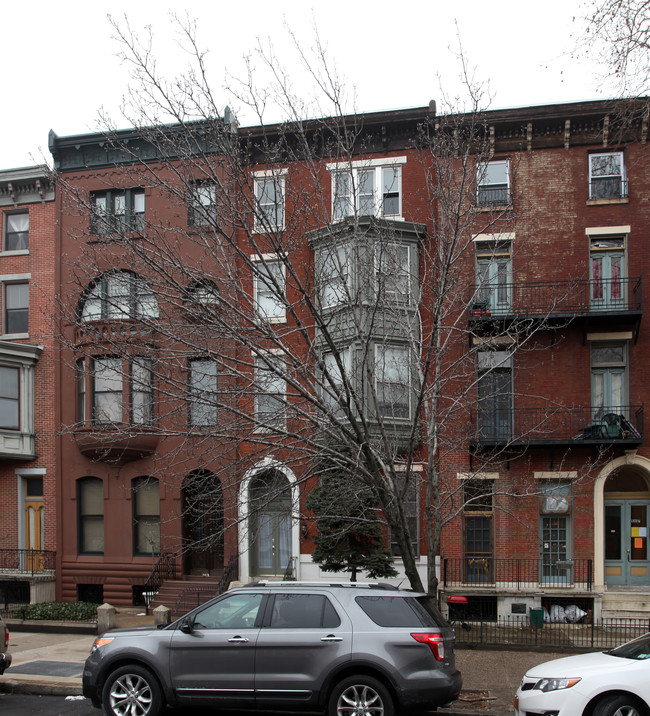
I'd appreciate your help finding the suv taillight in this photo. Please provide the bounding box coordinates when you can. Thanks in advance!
[411,632,445,661]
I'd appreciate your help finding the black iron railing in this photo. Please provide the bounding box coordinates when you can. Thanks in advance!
[471,405,643,447]
[143,551,176,614]
[469,276,642,318]
[589,178,629,201]
[0,549,56,575]
[443,557,593,590]
[172,555,239,616]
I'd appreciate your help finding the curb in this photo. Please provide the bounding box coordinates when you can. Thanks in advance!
[5,619,96,635]
[0,679,82,697]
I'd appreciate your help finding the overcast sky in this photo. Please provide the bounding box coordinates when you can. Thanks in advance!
[4,0,612,170]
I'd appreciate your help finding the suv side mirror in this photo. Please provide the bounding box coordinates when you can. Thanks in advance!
[179,616,194,634]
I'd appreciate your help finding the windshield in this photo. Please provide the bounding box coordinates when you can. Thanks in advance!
[609,633,650,660]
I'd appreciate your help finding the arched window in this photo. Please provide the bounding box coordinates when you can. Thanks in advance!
[77,477,104,555]
[132,476,160,556]
[80,271,158,322]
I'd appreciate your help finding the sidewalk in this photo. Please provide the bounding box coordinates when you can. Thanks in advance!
[0,612,568,714]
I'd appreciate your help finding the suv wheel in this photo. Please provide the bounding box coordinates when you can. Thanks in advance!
[102,664,164,716]
[329,675,394,716]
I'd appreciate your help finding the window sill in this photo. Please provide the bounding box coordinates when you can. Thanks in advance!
[473,204,512,213]
[332,215,405,223]
[586,197,629,206]
[0,249,29,257]
[1,332,29,340]
[255,316,287,325]
[252,226,285,235]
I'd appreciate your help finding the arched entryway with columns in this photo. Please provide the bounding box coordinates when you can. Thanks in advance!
[594,453,650,590]
[238,458,301,582]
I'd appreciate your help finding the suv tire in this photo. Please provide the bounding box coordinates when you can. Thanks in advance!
[102,664,164,716]
[329,675,394,716]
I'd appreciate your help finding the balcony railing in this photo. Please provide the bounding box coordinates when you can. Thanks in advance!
[476,186,511,207]
[471,405,643,447]
[442,557,593,590]
[469,276,642,319]
[0,548,56,575]
[589,178,629,201]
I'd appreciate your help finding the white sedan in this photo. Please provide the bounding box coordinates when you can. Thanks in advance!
[515,632,650,716]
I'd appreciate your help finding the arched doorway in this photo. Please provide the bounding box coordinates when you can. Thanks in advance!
[182,470,224,575]
[249,470,292,577]
[604,467,650,586]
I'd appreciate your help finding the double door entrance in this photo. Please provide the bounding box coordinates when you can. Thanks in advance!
[605,500,650,585]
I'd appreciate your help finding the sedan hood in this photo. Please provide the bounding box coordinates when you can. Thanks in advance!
[524,651,634,679]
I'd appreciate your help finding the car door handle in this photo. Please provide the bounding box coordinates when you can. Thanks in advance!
[321,635,343,642]
[228,636,249,643]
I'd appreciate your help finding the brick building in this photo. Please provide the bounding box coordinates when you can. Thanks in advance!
[0,166,57,606]
[47,98,650,619]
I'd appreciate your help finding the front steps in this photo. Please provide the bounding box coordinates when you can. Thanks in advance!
[149,574,223,616]
[601,587,650,619]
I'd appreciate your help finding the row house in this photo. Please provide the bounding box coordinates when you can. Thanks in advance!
[46,98,650,620]
[0,166,57,606]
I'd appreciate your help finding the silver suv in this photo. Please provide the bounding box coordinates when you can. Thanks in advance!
[83,581,462,716]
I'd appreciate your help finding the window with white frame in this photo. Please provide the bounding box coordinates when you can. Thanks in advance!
[375,242,410,303]
[0,342,40,458]
[322,348,351,414]
[475,238,512,315]
[477,350,513,441]
[0,365,19,429]
[254,172,286,230]
[90,188,145,235]
[476,159,510,206]
[189,358,218,427]
[390,470,420,557]
[329,158,405,220]
[4,212,29,251]
[132,476,160,556]
[254,259,286,322]
[4,282,28,334]
[589,152,627,200]
[254,354,286,430]
[539,482,572,584]
[375,344,411,419]
[317,244,350,308]
[130,358,154,425]
[80,271,158,322]
[189,183,218,226]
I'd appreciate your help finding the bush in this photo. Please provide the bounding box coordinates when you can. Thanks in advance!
[11,601,98,621]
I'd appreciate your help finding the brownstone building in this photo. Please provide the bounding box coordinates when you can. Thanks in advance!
[0,166,57,605]
[47,98,650,621]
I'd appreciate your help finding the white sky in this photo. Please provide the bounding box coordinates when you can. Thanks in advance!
[4,0,612,169]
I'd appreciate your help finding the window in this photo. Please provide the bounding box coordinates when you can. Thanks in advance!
[390,471,420,557]
[81,271,158,322]
[78,477,104,555]
[189,280,219,305]
[477,160,510,206]
[317,244,350,308]
[322,348,351,414]
[589,152,627,200]
[375,243,410,303]
[375,345,410,419]
[193,592,264,630]
[254,259,285,321]
[254,173,285,230]
[476,350,513,441]
[330,159,404,220]
[90,188,145,235]
[131,358,153,425]
[84,356,154,426]
[189,184,217,226]
[4,282,28,334]
[539,482,572,584]
[269,594,340,629]
[463,479,494,583]
[591,342,627,422]
[255,354,286,430]
[132,476,160,556]
[0,365,19,429]
[189,358,218,427]
[590,235,626,310]
[4,213,28,251]
[475,239,512,315]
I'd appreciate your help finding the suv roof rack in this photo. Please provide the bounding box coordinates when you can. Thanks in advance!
[242,580,400,590]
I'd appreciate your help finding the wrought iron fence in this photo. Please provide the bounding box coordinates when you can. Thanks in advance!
[143,551,176,614]
[454,616,650,650]
[173,555,239,616]
[0,549,56,575]
[443,557,593,590]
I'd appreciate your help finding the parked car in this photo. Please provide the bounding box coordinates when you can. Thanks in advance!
[515,631,650,716]
[0,613,11,675]
[83,581,462,716]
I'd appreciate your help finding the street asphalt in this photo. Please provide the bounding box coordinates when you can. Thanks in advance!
[0,611,572,715]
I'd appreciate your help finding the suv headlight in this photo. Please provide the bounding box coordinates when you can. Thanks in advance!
[91,637,114,653]
[533,677,581,692]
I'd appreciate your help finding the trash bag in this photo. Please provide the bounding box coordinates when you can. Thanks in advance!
[549,604,566,623]
[542,607,551,623]
[564,604,587,623]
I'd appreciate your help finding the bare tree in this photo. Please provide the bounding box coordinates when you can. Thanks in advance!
[53,16,601,596]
